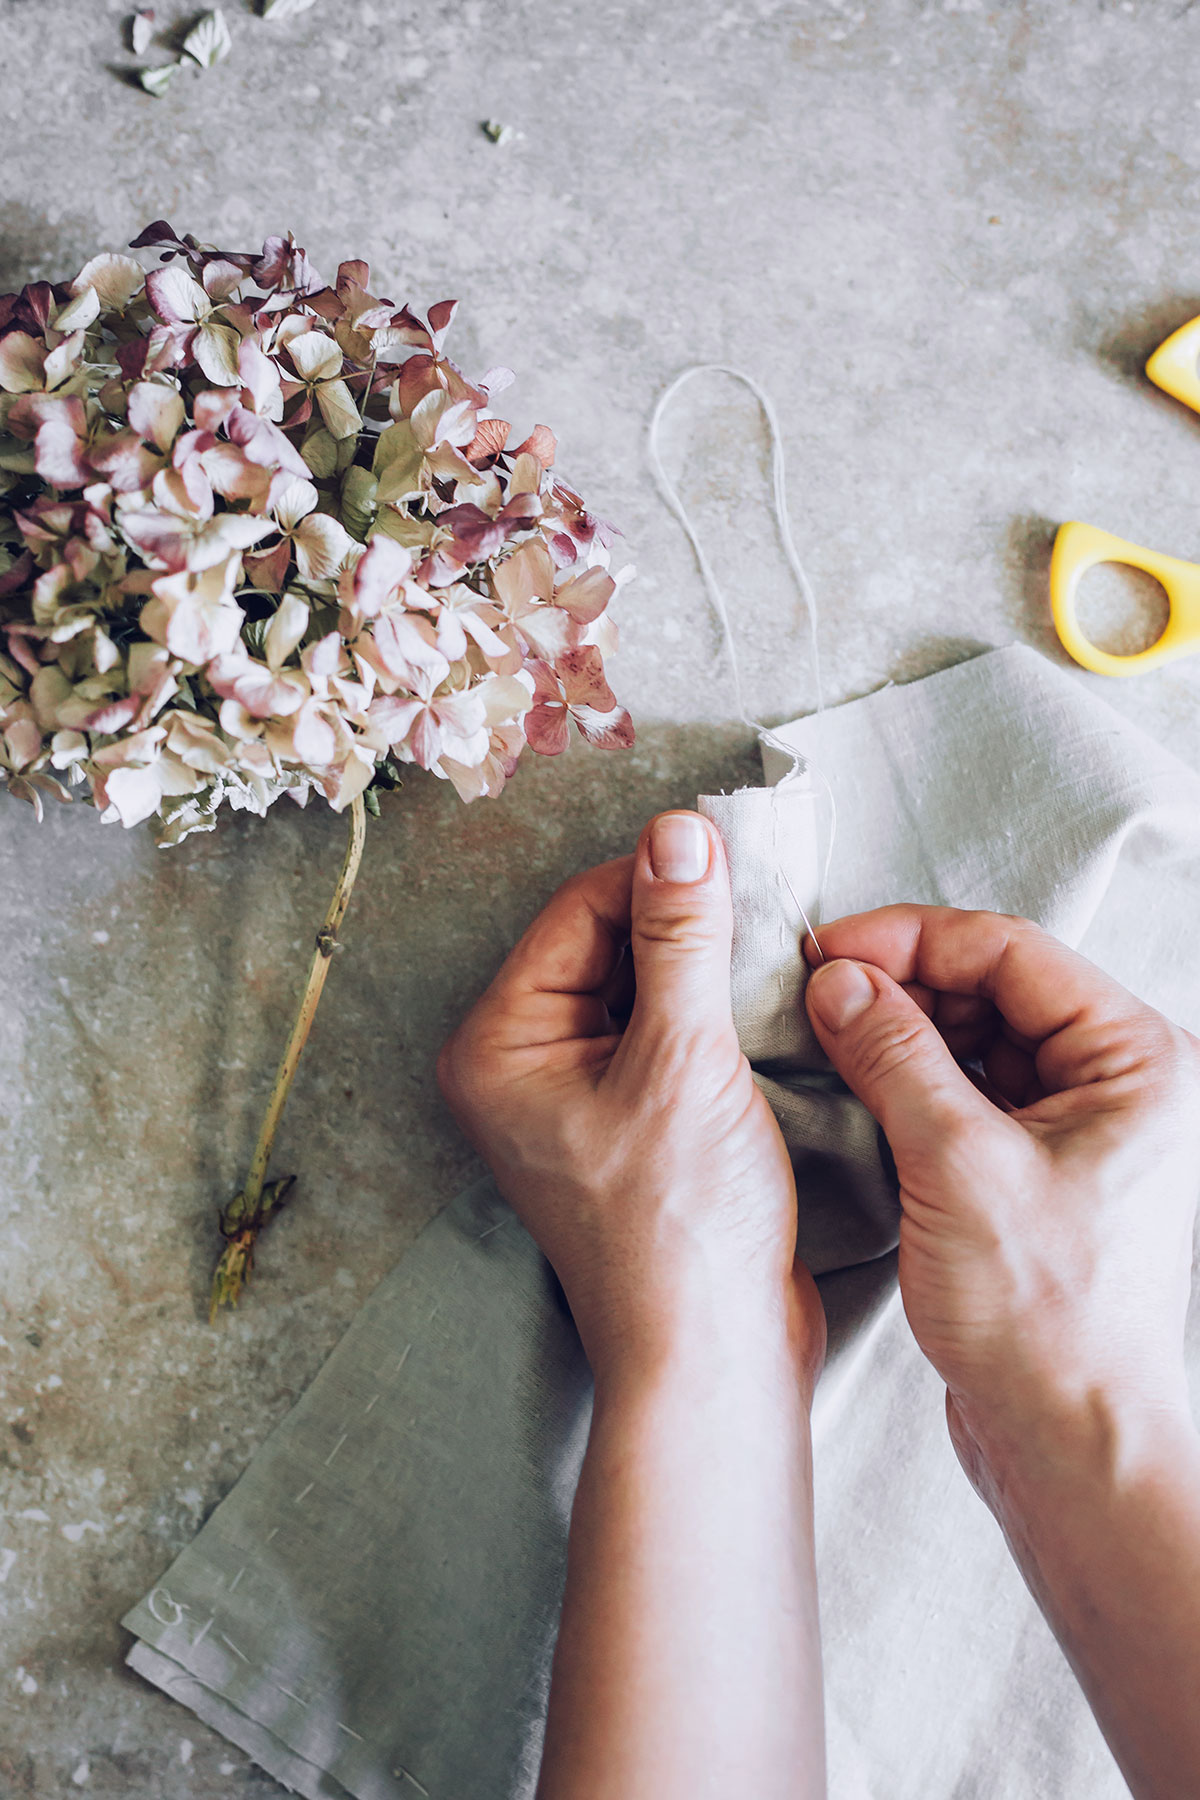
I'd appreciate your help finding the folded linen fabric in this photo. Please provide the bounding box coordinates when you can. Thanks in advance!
[125,644,1200,1800]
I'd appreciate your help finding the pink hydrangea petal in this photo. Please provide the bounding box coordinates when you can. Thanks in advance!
[492,538,555,610]
[127,380,185,451]
[193,388,238,432]
[553,566,615,624]
[513,605,584,661]
[463,417,510,465]
[524,702,570,756]
[350,534,411,618]
[556,644,616,710]
[512,424,557,468]
[291,700,338,765]
[145,264,208,327]
[302,630,342,680]
[243,538,291,594]
[226,405,310,479]
[32,408,90,489]
[366,693,422,745]
[87,430,160,494]
[437,502,506,562]
[570,703,635,749]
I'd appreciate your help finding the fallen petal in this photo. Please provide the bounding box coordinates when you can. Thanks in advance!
[182,8,232,67]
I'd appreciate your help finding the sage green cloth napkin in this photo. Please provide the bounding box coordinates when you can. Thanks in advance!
[124,644,1200,1800]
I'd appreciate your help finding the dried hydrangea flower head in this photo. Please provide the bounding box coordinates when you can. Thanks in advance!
[0,226,634,1315]
[0,223,633,843]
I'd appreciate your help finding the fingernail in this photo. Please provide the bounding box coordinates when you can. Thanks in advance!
[649,813,710,884]
[807,959,877,1031]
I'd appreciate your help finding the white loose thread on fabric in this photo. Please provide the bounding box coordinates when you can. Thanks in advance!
[647,364,838,956]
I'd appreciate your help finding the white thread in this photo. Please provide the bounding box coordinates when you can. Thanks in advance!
[364,1392,381,1415]
[294,1482,314,1504]
[228,1567,245,1593]
[324,1433,348,1467]
[218,1632,250,1663]
[265,1526,280,1543]
[648,363,838,945]
[336,1721,365,1742]
[277,1685,308,1707]
[476,1220,506,1241]
[395,1344,412,1373]
[192,1616,214,1650]
[395,1771,430,1797]
[648,364,823,717]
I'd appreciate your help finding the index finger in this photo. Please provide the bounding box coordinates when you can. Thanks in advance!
[470,855,633,1047]
[806,904,1142,1049]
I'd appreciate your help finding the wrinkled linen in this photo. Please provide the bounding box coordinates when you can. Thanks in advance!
[125,645,1200,1800]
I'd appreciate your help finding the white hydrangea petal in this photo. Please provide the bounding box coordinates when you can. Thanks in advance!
[194,322,243,387]
[294,513,355,584]
[71,253,145,310]
[315,377,360,441]
[287,330,343,383]
[271,475,318,532]
[264,594,310,671]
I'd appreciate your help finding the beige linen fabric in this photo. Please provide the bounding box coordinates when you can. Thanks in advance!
[125,645,1200,1800]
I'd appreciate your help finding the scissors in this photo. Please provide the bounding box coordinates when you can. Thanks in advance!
[1050,315,1200,677]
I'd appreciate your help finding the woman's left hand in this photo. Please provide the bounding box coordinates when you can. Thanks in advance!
[437,808,825,1390]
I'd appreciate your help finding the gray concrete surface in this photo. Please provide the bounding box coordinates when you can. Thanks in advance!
[3,0,1200,1793]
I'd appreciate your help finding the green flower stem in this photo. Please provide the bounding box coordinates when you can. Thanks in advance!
[210,792,368,1322]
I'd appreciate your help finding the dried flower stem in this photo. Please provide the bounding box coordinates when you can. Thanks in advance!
[209,792,368,1321]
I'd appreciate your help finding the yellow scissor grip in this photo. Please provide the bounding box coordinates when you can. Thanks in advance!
[1146,314,1200,415]
[1049,520,1200,677]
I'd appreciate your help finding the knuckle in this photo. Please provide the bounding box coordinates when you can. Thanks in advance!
[633,905,718,954]
[994,908,1039,933]
[848,1011,933,1089]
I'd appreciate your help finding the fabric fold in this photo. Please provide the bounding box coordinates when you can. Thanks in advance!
[125,645,1200,1800]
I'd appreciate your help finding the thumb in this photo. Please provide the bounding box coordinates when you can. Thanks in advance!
[625,811,734,1038]
[805,958,992,1169]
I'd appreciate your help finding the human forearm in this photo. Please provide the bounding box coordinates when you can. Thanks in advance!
[439,824,828,1795]
[966,1395,1200,1800]
[804,911,1200,1791]
[537,1282,825,1800]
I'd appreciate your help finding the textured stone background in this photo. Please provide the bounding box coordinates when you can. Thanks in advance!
[3,0,1200,1793]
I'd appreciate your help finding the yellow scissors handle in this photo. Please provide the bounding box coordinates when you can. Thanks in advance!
[1050,520,1200,677]
[1146,315,1200,416]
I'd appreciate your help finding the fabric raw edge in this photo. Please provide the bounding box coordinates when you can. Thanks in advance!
[127,1641,353,1799]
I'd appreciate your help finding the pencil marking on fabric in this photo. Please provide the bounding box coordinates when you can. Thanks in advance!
[228,1567,245,1592]
[218,1633,250,1663]
[336,1721,365,1741]
[325,1432,348,1466]
[364,1392,381,1414]
[147,1586,185,1626]
[294,1482,314,1504]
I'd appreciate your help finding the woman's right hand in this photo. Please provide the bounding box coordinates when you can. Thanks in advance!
[801,906,1200,1482]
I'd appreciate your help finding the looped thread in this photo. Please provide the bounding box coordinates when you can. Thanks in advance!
[648,363,838,945]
